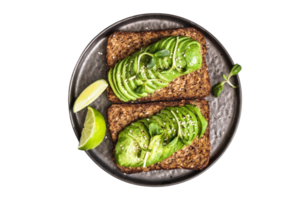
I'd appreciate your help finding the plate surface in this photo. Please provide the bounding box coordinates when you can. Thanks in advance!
[68,13,242,186]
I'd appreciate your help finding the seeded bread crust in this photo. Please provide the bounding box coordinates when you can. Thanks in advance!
[106,27,211,103]
[107,99,210,173]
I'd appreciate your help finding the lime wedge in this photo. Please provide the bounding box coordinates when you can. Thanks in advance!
[73,79,108,113]
[78,106,106,150]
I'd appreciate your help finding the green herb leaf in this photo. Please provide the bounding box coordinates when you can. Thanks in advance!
[149,123,162,137]
[146,57,156,69]
[223,74,228,81]
[229,64,242,77]
[154,49,170,58]
[134,84,145,94]
[212,82,224,98]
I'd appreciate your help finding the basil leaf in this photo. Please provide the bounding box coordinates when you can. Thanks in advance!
[149,123,162,137]
[229,64,242,77]
[212,82,224,98]
[223,74,228,81]
[146,57,156,69]
[154,49,170,58]
[134,84,145,94]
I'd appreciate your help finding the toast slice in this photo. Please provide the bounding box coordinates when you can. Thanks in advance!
[106,27,211,103]
[107,99,210,173]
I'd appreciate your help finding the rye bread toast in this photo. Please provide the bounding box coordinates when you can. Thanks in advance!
[107,99,210,173]
[106,28,211,103]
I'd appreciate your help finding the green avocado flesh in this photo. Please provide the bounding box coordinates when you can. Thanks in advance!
[115,104,208,168]
[108,36,202,102]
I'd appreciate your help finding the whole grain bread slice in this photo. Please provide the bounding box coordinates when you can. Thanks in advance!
[106,27,211,103]
[107,99,210,173]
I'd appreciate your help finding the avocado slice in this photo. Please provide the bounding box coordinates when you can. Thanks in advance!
[185,104,208,138]
[126,59,147,98]
[156,113,172,141]
[125,55,142,96]
[145,112,179,167]
[159,38,199,79]
[113,60,132,101]
[128,121,150,148]
[156,112,180,161]
[131,50,157,94]
[166,107,193,146]
[146,133,164,166]
[115,136,138,167]
[175,108,190,142]
[151,114,164,126]
[150,37,176,83]
[145,38,172,83]
[146,69,168,89]
[178,106,199,141]
[116,55,138,100]
[162,108,185,151]
[174,37,194,70]
[151,37,169,52]
[185,106,201,142]
[151,114,173,161]
[109,63,129,102]
[138,66,157,90]
[159,37,175,69]
[145,115,166,166]
[121,56,143,99]
[115,58,138,100]
[138,47,161,91]
[160,109,178,138]
[108,68,123,101]
[115,121,150,167]
[183,44,202,73]
[139,118,151,129]
[127,54,152,94]
[157,37,174,70]
[177,107,194,141]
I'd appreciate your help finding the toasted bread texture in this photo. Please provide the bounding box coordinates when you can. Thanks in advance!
[106,27,211,103]
[107,99,210,173]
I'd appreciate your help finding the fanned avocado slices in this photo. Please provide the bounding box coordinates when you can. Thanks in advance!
[115,104,207,168]
[109,36,202,102]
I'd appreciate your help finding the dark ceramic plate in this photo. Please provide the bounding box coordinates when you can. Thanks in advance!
[68,13,242,186]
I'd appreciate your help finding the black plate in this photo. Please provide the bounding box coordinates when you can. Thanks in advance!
[68,13,242,186]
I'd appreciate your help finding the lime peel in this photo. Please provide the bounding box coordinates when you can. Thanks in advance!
[78,107,106,150]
